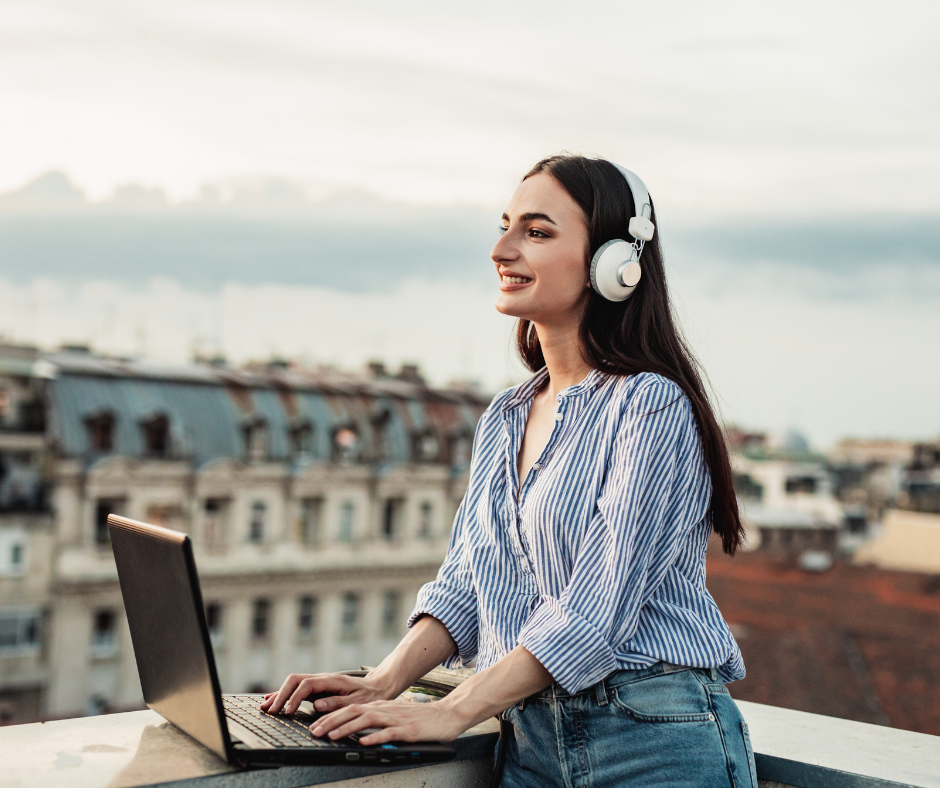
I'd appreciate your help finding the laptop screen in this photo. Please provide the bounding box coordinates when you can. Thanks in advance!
[109,515,231,762]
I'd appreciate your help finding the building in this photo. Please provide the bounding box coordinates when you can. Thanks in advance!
[902,440,940,514]
[728,429,846,566]
[0,345,489,723]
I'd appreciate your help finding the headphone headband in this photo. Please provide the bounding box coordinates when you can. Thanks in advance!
[611,163,651,221]
[588,161,655,302]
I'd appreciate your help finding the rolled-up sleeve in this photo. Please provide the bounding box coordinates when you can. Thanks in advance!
[408,490,480,668]
[517,379,710,694]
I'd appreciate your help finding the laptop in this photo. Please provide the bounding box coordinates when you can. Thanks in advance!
[108,514,456,767]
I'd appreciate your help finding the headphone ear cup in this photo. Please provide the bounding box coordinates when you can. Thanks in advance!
[590,239,642,302]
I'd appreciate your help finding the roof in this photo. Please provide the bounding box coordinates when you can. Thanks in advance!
[42,350,490,467]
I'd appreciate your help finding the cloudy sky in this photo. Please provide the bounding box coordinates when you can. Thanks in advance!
[0,0,938,446]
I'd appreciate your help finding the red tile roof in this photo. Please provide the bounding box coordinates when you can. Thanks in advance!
[706,538,940,735]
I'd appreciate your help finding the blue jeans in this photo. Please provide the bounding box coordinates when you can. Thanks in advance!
[497,662,758,788]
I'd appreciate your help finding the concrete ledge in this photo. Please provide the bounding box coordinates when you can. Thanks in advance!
[1,700,939,788]
[740,700,940,788]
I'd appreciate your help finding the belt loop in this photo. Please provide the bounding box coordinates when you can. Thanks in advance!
[710,667,718,681]
[594,680,608,707]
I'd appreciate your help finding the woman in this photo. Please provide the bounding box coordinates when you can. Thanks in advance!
[262,154,757,787]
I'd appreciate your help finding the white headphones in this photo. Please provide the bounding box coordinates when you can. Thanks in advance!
[589,163,656,302]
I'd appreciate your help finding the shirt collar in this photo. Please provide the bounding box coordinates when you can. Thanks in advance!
[502,367,609,412]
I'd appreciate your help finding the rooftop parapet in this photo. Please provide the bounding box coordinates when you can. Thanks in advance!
[1,699,938,788]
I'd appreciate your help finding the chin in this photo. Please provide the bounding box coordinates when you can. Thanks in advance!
[494,296,528,319]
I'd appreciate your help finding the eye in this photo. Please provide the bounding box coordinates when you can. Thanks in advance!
[497,225,508,235]
[528,228,549,239]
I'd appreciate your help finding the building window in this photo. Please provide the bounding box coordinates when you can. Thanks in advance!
[382,498,404,541]
[90,609,118,658]
[340,592,360,642]
[786,476,818,494]
[0,529,27,577]
[85,412,115,453]
[203,498,229,551]
[338,501,355,543]
[300,498,323,546]
[417,501,434,540]
[243,420,268,462]
[249,501,266,543]
[290,423,314,461]
[297,595,318,640]
[333,427,359,463]
[414,431,439,462]
[251,598,270,640]
[381,590,401,639]
[450,433,471,470]
[94,499,125,546]
[733,474,764,502]
[140,414,170,457]
[372,411,391,462]
[205,602,224,649]
[0,608,41,654]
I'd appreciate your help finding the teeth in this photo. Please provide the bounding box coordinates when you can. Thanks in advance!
[502,276,531,284]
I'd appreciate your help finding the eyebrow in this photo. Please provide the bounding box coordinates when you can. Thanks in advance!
[501,211,557,226]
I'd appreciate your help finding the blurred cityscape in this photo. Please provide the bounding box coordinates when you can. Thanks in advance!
[1,341,938,735]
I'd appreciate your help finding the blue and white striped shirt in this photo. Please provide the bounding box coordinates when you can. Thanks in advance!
[409,368,745,694]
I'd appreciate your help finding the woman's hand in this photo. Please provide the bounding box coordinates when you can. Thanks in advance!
[260,672,395,715]
[310,698,466,745]
[262,616,459,716]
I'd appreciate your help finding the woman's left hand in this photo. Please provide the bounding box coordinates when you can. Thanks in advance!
[310,698,466,745]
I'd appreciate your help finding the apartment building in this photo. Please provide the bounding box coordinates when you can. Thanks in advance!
[727,428,845,565]
[0,345,488,722]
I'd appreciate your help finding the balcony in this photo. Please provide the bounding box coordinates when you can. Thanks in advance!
[1,698,937,788]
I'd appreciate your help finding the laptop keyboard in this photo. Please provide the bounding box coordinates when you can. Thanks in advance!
[223,695,342,749]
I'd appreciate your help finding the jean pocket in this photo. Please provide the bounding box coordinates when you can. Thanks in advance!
[740,721,758,788]
[610,671,716,723]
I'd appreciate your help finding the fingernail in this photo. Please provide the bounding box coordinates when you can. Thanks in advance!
[314,700,325,711]
[312,726,323,736]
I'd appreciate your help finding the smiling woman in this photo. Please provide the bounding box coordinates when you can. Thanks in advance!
[262,155,755,788]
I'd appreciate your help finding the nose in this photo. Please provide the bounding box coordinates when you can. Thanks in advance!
[491,228,518,267]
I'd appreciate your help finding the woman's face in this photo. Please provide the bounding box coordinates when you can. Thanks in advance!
[491,172,591,327]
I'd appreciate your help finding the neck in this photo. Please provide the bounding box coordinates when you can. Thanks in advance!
[531,318,593,400]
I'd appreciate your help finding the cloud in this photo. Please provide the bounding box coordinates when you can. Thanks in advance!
[1,172,936,301]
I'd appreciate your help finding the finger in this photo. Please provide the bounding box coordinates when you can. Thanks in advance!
[310,704,365,737]
[325,710,384,740]
[312,693,358,713]
[359,726,401,746]
[285,675,335,714]
[286,674,356,714]
[262,674,307,713]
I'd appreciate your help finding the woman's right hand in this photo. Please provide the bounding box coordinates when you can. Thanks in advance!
[260,672,395,715]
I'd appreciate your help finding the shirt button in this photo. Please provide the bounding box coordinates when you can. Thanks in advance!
[532,462,541,470]
[554,413,563,422]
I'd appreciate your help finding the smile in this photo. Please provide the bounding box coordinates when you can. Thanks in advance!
[500,275,532,284]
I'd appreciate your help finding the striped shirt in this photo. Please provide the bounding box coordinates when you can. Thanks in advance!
[409,368,745,694]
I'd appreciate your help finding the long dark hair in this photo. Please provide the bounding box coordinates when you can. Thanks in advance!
[517,154,744,555]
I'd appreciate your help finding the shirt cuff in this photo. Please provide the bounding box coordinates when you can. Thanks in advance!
[408,581,479,669]
[517,596,618,694]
